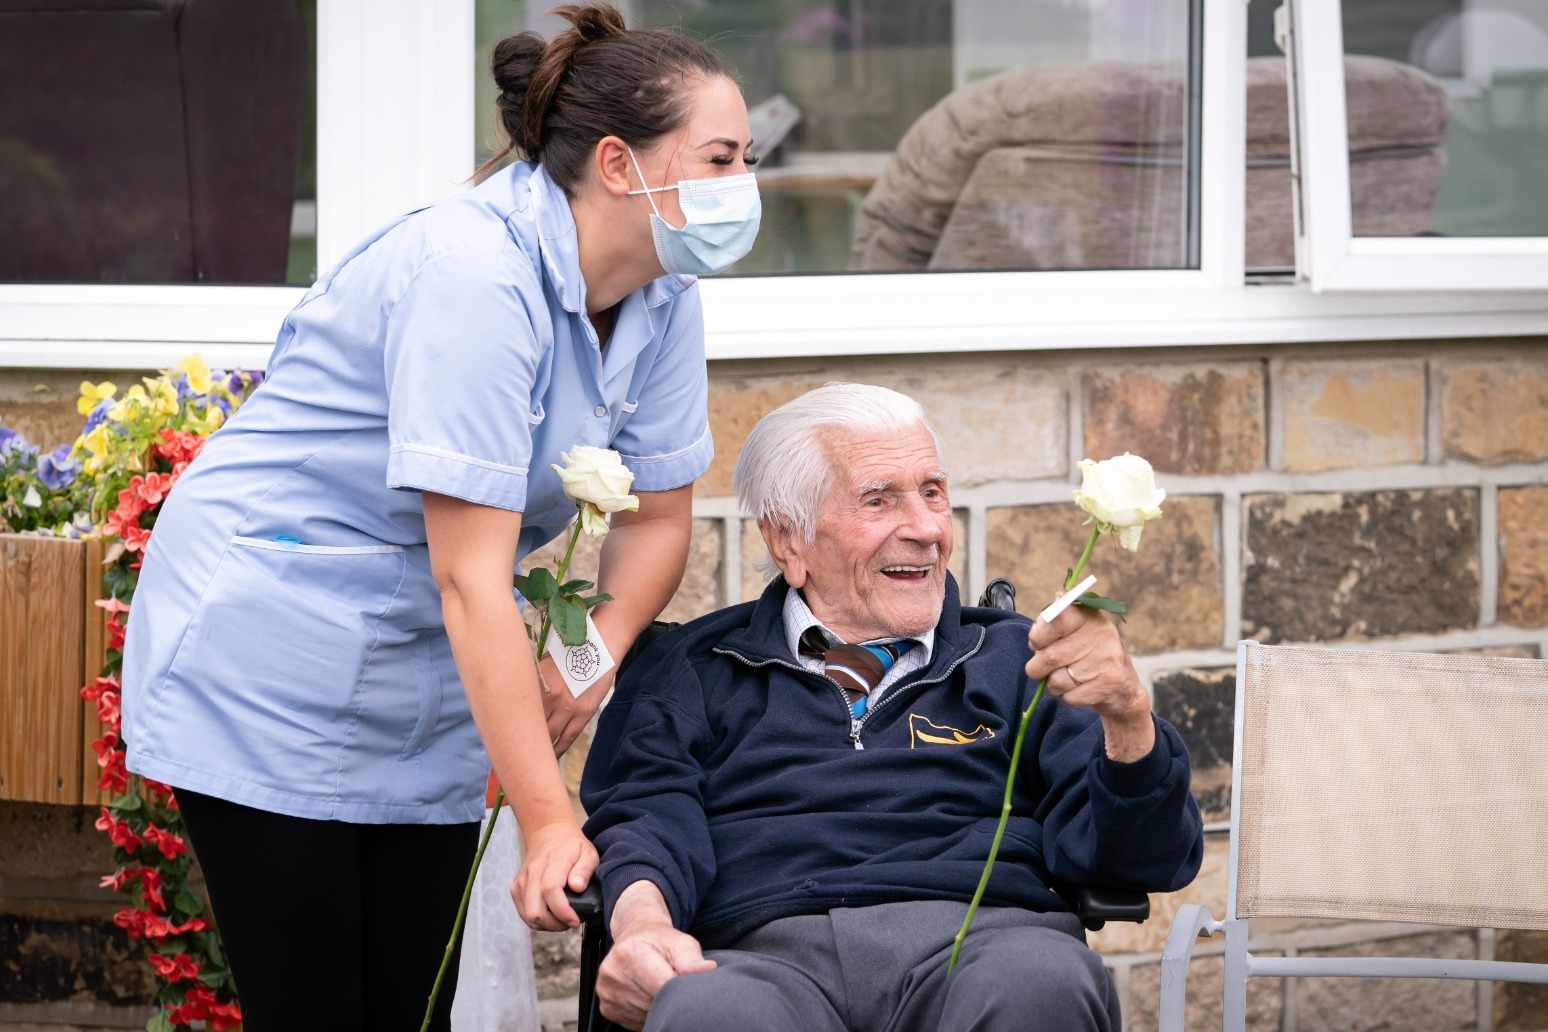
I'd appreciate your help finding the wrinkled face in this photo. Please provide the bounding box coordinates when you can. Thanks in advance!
[628,74,756,229]
[768,424,953,642]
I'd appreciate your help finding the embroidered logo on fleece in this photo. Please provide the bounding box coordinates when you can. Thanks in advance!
[908,713,996,748]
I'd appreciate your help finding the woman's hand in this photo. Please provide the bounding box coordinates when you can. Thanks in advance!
[513,820,598,932]
[540,652,615,755]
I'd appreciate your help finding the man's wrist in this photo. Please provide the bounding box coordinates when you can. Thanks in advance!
[610,879,674,941]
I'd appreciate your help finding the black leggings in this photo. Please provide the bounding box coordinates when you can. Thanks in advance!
[176,789,482,1032]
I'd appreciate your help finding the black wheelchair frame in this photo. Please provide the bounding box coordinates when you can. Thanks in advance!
[567,578,1149,1032]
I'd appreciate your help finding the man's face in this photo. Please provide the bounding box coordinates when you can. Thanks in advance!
[767,424,953,642]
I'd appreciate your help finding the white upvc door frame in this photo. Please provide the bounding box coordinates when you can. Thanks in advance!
[1285,0,1548,292]
[0,0,475,372]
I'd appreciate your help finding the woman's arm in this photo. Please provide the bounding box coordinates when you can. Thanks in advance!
[422,491,595,930]
[544,483,694,753]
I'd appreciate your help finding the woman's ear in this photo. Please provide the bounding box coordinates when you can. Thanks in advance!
[593,135,637,197]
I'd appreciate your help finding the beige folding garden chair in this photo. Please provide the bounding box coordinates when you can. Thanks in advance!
[1159,640,1548,1031]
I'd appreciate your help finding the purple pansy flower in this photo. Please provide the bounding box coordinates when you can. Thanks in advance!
[37,445,81,490]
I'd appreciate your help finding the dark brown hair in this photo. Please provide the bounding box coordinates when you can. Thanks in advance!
[476,3,735,191]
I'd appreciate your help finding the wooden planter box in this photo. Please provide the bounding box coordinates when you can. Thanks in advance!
[0,533,110,806]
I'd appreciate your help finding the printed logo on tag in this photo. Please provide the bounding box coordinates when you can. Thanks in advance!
[545,613,615,698]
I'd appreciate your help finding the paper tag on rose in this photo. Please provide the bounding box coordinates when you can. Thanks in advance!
[544,613,616,698]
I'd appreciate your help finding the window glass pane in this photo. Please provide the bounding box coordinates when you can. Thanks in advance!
[475,0,1199,276]
[1341,0,1548,239]
[0,0,317,286]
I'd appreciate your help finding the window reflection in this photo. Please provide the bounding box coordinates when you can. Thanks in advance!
[0,0,316,286]
[1341,0,1548,239]
[476,0,1200,276]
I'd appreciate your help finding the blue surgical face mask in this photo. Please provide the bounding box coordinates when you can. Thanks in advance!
[627,147,762,277]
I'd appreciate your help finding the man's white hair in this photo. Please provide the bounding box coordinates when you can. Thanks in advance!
[733,382,945,551]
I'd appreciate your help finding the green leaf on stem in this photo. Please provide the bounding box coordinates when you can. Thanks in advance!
[558,578,596,595]
[1076,592,1128,619]
[111,792,142,812]
[147,1011,174,1032]
[550,595,587,646]
[174,889,204,917]
[513,567,559,605]
[581,592,613,607]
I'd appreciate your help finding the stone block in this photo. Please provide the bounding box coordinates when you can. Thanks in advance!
[1280,359,1425,472]
[1242,489,1479,642]
[703,370,833,498]
[1083,363,1264,476]
[986,496,1223,654]
[1441,356,1548,465]
[1296,930,1477,1032]
[893,363,1066,486]
[0,911,157,1007]
[1495,929,1548,1032]
[1152,668,1235,824]
[1126,951,1283,1032]
[1499,486,1548,628]
[0,372,122,452]
[1089,835,1229,957]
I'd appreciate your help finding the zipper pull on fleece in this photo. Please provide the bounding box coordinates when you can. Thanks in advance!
[850,720,864,750]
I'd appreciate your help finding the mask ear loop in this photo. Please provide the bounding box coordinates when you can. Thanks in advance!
[625,146,672,220]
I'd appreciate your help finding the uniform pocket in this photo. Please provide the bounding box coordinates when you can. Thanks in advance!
[158,537,409,787]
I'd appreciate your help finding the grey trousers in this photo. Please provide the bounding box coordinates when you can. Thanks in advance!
[643,901,1118,1032]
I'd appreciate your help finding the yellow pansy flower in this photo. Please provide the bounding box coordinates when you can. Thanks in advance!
[77,380,117,416]
[177,354,212,395]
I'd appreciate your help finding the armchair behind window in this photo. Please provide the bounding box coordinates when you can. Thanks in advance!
[0,0,306,284]
[850,55,1449,273]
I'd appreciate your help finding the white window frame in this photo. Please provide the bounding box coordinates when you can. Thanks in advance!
[1285,0,1548,292]
[0,0,473,372]
[0,0,1545,371]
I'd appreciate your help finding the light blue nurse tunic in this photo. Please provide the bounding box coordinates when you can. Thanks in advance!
[120,162,713,825]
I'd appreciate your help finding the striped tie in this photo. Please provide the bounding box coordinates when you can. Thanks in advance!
[799,627,916,718]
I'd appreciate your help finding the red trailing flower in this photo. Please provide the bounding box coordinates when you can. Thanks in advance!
[142,824,188,860]
[101,868,134,892]
[81,674,121,702]
[138,866,166,912]
[153,427,205,467]
[95,808,142,854]
[148,952,200,982]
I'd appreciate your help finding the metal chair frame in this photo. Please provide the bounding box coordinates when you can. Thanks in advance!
[1158,640,1548,1032]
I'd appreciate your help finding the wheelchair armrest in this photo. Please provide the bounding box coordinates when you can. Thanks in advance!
[567,879,606,929]
[1065,884,1151,931]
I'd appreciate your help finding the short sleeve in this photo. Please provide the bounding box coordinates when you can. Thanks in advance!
[610,285,713,493]
[383,248,547,512]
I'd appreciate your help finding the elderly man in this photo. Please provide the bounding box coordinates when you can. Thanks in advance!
[580,383,1203,1032]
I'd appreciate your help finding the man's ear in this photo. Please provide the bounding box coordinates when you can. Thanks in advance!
[759,518,807,588]
[593,135,637,197]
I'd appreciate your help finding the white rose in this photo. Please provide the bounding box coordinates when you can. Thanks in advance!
[552,446,639,536]
[1072,453,1165,551]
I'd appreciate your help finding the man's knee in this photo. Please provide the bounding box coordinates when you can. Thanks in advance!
[943,931,1117,1032]
[643,965,836,1032]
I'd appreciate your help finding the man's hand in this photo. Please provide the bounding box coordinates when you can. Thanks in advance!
[597,881,716,1030]
[1024,598,1156,762]
[513,822,597,932]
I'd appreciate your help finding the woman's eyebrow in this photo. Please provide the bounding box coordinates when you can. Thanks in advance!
[697,136,753,150]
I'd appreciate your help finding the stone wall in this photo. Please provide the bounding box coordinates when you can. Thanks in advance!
[2,336,1546,1031]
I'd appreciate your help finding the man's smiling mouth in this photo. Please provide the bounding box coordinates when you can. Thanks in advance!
[880,564,932,581]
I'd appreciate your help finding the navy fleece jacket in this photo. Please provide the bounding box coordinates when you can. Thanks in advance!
[581,576,1203,948]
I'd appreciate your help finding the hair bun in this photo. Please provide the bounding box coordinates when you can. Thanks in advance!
[562,3,626,45]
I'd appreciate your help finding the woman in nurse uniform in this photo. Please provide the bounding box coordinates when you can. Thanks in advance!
[119,5,759,1029]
